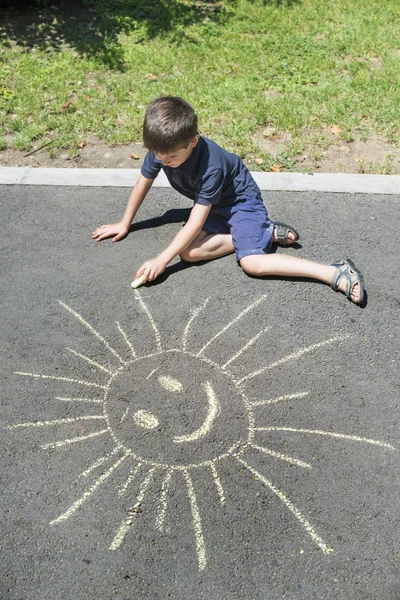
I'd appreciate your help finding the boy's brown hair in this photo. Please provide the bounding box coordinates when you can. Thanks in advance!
[143,96,198,154]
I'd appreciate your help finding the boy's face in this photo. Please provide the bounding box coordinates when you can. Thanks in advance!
[154,135,199,168]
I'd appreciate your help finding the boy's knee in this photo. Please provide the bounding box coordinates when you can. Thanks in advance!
[239,255,262,276]
[179,249,199,263]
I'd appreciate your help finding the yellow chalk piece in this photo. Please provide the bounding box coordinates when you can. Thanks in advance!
[131,274,145,289]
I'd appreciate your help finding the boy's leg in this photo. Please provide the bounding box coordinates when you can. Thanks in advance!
[239,254,362,304]
[180,230,235,261]
[180,225,298,262]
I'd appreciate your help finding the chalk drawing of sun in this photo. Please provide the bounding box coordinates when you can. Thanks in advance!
[10,292,395,571]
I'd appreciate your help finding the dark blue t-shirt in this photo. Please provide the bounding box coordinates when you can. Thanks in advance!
[141,136,262,209]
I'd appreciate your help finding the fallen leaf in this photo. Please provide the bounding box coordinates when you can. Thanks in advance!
[331,124,342,135]
[144,73,158,80]
[77,140,86,149]
[130,153,140,160]
[255,158,263,165]
[270,164,283,172]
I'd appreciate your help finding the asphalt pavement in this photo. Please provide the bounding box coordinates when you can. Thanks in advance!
[1,181,399,600]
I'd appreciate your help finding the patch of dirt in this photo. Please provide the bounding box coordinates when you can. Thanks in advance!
[1,130,399,174]
[255,127,400,174]
[0,135,147,170]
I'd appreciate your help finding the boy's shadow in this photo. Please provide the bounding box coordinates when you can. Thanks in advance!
[129,208,191,233]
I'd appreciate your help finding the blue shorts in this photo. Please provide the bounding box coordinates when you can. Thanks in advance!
[202,196,274,261]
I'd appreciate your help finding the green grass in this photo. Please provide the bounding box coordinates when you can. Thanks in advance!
[1,0,400,169]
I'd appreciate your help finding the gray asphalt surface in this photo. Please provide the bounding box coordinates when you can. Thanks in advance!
[1,184,399,600]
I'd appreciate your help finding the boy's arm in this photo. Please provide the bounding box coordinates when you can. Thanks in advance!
[92,174,154,242]
[136,202,211,283]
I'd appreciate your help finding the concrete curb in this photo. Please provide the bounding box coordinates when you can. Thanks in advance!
[1,167,399,194]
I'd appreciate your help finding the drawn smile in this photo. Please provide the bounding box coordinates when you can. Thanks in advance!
[131,380,220,444]
[172,382,220,443]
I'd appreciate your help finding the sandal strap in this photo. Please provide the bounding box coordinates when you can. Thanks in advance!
[274,222,299,244]
[330,259,363,300]
[329,262,344,291]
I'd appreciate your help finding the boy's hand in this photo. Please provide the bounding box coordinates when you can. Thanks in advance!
[136,256,168,283]
[91,222,129,242]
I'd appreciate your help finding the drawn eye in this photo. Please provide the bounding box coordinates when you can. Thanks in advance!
[158,375,183,392]
[132,409,159,429]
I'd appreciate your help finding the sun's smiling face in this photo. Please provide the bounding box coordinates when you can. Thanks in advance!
[106,350,251,469]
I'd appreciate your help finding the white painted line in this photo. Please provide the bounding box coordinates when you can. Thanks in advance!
[134,289,163,353]
[249,442,312,469]
[1,167,399,194]
[210,463,226,506]
[118,463,141,497]
[41,429,109,450]
[196,295,267,357]
[237,334,349,385]
[182,298,210,351]
[15,371,107,390]
[50,451,129,525]
[116,322,137,359]
[110,467,155,550]
[184,470,207,571]
[236,456,334,555]
[67,348,116,376]
[156,469,173,531]
[79,446,122,478]
[251,391,309,406]
[59,300,127,365]
[258,427,396,449]
[8,415,105,429]
[221,325,269,370]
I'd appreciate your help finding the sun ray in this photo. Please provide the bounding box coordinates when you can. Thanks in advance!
[79,446,122,479]
[41,429,109,450]
[182,298,210,351]
[58,300,127,365]
[236,456,334,555]
[116,321,137,359]
[256,427,396,450]
[221,326,270,370]
[250,392,309,406]
[249,443,312,469]
[196,296,267,357]
[134,290,162,352]
[67,348,116,376]
[184,470,207,571]
[110,468,155,550]
[237,335,350,385]
[118,463,142,497]
[210,463,225,505]
[50,451,130,525]
[156,469,173,531]
[55,396,103,404]
[8,415,105,429]
[15,371,107,389]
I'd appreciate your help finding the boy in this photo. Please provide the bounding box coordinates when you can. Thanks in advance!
[92,96,364,305]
